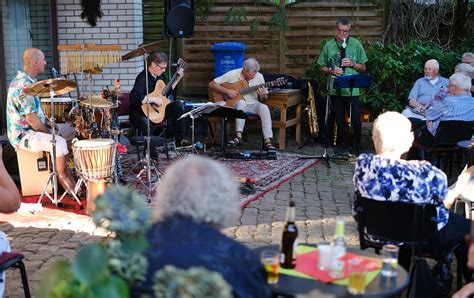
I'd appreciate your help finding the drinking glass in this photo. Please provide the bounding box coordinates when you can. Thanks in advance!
[260,250,280,284]
[381,244,399,277]
[347,262,367,295]
[317,241,332,271]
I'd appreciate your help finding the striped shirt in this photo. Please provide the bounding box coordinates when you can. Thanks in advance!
[426,93,474,135]
[408,76,449,106]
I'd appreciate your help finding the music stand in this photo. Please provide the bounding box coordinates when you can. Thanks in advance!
[178,103,221,154]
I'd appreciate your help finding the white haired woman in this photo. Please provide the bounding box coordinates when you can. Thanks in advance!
[353,112,473,276]
[132,156,271,298]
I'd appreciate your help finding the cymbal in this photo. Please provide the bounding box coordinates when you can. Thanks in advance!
[24,78,77,97]
[84,66,103,75]
[122,40,168,61]
[80,95,113,108]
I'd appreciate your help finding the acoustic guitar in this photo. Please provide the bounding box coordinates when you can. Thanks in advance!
[141,58,185,124]
[211,77,288,107]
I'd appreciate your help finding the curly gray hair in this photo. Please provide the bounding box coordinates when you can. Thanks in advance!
[153,156,240,228]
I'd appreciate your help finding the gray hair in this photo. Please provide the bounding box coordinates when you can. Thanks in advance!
[455,63,474,78]
[153,156,240,228]
[336,18,351,27]
[425,59,439,70]
[372,112,414,155]
[462,52,474,63]
[449,73,472,91]
[243,58,260,73]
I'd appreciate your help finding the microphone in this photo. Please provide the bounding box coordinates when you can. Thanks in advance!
[51,67,60,78]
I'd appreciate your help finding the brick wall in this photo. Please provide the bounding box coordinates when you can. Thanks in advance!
[56,0,144,94]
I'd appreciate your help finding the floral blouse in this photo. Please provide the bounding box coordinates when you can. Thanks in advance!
[353,153,449,230]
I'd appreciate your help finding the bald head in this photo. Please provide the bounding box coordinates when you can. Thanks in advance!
[23,48,46,78]
[424,59,439,80]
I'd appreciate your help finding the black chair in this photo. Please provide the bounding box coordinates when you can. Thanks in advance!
[0,252,30,297]
[413,121,473,177]
[355,195,464,290]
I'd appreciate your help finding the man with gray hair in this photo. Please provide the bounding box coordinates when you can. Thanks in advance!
[133,156,271,298]
[412,73,474,148]
[209,58,276,151]
[402,59,449,128]
[462,52,474,67]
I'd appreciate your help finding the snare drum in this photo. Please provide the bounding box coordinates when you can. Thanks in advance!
[72,139,116,214]
[40,97,73,123]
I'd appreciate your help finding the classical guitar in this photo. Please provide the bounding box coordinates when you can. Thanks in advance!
[211,77,288,107]
[141,58,186,124]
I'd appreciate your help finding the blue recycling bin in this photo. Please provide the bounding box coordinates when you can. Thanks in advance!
[211,42,246,77]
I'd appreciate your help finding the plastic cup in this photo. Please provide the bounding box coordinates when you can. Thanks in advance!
[381,244,399,277]
[317,241,333,271]
[260,250,280,284]
[347,262,367,295]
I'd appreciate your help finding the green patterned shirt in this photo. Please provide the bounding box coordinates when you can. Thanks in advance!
[6,71,46,148]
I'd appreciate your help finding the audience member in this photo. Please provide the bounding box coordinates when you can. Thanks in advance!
[0,145,21,297]
[132,156,271,298]
[402,59,449,129]
[353,112,472,275]
[411,73,474,150]
[462,52,474,67]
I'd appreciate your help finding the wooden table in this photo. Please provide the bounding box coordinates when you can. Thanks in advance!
[266,89,303,150]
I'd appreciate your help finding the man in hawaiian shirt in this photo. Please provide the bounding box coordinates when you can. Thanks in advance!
[6,48,76,192]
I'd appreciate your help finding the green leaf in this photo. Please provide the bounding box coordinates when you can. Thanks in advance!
[89,275,129,298]
[120,235,149,253]
[36,261,74,298]
[72,244,109,285]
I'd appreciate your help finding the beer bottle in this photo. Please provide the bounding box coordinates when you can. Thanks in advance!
[281,200,298,269]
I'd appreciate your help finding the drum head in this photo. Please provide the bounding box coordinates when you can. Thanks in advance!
[73,138,115,148]
[80,95,113,108]
[41,97,73,103]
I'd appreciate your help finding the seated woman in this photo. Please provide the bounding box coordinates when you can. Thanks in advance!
[352,112,472,273]
[131,156,271,298]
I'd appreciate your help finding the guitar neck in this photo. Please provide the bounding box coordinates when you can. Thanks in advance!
[240,81,277,95]
[161,72,179,96]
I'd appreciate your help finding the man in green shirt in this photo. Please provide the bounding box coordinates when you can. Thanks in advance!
[317,18,368,155]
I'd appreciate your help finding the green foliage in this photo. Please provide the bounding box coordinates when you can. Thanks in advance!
[304,38,474,119]
[153,266,233,298]
[194,0,214,21]
[224,6,247,25]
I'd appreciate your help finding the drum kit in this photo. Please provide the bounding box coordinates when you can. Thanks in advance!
[20,41,172,211]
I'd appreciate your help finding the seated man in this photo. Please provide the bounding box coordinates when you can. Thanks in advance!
[131,156,271,298]
[208,58,276,151]
[129,52,187,156]
[353,111,472,276]
[413,73,474,148]
[460,52,474,96]
[402,59,449,129]
[6,48,76,192]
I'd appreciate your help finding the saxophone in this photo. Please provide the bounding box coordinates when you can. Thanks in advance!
[305,82,319,137]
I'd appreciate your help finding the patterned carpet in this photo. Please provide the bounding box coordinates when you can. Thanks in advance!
[120,150,319,207]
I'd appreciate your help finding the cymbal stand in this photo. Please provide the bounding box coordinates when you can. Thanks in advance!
[37,86,82,207]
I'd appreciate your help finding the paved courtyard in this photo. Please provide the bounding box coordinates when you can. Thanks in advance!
[0,143,359,297]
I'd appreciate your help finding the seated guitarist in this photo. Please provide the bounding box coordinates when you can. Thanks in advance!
[129,52,187,154]
[208,58,276,151]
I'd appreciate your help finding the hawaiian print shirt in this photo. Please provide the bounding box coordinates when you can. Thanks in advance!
[6,71,46,148]
[353,153,449,230]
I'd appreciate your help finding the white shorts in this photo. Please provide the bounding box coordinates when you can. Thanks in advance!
[19,130,69,157]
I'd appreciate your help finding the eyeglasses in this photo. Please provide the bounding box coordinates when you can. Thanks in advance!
[337,28,351,33]
[155,64,167,70]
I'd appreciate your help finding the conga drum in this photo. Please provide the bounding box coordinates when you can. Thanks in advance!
[72,139,116,214]
[41,97,73,123]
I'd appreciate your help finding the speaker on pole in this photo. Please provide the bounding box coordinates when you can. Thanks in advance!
[164,0,195,37]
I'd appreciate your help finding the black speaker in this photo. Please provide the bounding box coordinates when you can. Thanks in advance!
[164,0,195,37]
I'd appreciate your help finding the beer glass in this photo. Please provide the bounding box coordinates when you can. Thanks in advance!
[381,244,399,277]
[260,250,280,284]
[347,261,367,295]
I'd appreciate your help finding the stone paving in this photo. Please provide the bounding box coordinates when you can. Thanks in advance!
[0,142,359,297]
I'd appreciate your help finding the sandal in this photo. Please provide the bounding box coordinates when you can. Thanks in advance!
[228,136,242,146]
[264,140,277,151]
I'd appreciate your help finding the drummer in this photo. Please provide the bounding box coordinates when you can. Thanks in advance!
[6,48,77,193]
[129,52,188,154]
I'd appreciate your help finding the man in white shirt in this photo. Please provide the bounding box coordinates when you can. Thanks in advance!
[209,58,276,151]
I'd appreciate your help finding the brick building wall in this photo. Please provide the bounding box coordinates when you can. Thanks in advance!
[56,0,144,94]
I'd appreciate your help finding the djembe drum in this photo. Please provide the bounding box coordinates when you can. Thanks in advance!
[41,97,73,123]
[72,139,116,214]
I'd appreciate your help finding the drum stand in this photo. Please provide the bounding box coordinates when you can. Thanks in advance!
[37,89,83,208]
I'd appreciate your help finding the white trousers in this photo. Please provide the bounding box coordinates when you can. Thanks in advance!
[234,100,273,139]
[19,130,69,157]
